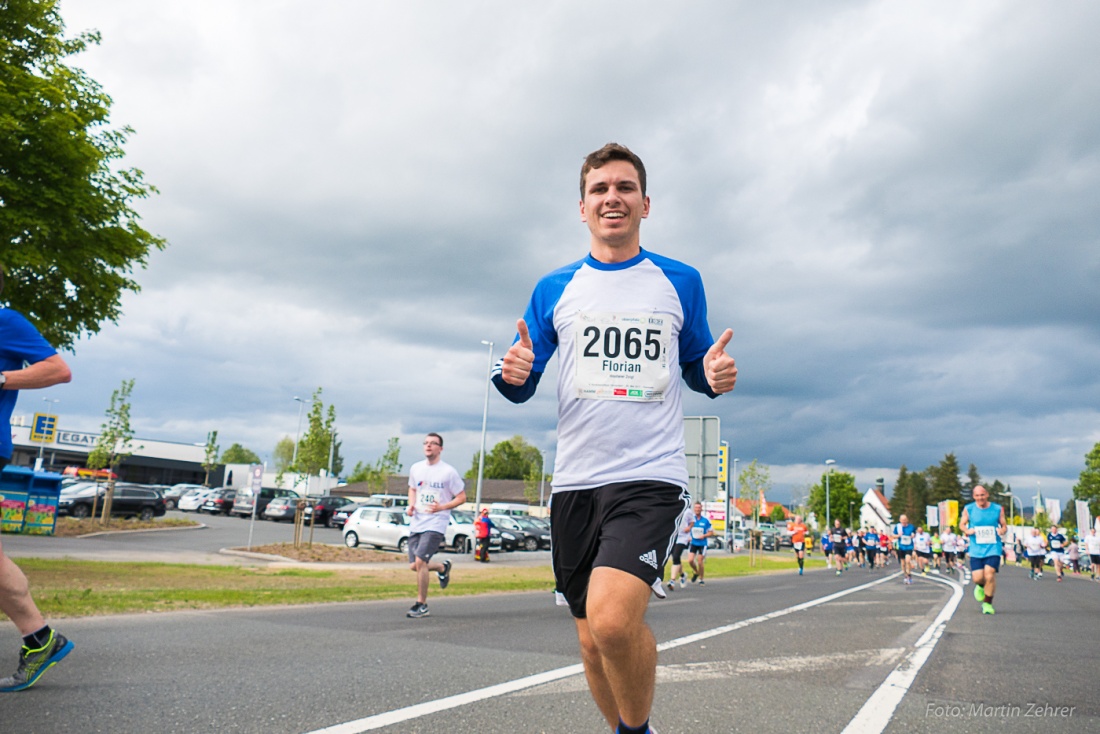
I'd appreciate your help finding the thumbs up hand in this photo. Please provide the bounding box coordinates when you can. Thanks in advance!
[704,328,737,394]
[501,319,536,386]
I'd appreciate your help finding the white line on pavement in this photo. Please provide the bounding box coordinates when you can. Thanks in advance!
[840,571,964,734]
[302,573,901,734]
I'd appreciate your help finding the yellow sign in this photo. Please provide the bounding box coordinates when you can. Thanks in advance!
[30,413,58,443]
[718,444,728,483]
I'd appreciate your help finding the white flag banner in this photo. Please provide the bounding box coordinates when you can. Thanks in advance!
[1045,498,1061,524]
[926,505,939,528]
[1076,500,1091,535]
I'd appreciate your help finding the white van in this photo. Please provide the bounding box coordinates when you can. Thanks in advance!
[489,502,530,516]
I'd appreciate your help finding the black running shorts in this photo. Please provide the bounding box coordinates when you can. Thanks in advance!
[550,481,689,619]
[671,542,688,565]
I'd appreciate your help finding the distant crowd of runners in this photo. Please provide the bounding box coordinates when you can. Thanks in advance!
[807,520,1095,581]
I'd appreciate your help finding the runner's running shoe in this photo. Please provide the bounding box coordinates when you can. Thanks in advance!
[438,559,452,590]
[690,573,698,584]
[406,603,430,618]
[0,630,73,692]
[973,585,985,602]
[981,602,995,615]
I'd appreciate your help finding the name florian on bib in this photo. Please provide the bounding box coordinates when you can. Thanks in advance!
[601,359,642,373]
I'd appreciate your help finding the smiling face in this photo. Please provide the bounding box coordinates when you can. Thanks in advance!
[579,159,650,261]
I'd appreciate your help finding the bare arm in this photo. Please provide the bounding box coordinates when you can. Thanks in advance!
[1,354,71,390]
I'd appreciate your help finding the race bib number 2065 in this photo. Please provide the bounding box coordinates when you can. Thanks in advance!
[574,312,671,402]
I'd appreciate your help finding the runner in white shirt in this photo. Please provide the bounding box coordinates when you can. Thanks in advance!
[941,528,959,571]
[1084,528,1100,582]
[404,433,466,618]
[1024,528,1047,580]
[667,504,696,591]
[913,527,932,575]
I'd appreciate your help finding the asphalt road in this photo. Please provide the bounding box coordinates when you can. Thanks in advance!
[2,523,1097,733]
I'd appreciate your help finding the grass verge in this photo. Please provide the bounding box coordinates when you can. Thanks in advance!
[9,552,826,619]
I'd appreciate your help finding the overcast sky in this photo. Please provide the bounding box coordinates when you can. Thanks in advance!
[28,0,1099,505]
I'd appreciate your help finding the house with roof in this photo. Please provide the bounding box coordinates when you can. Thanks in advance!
[859,487,891,532]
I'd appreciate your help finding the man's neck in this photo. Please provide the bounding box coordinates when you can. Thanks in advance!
[589,239,641,264]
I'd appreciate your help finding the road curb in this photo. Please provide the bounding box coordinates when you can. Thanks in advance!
[72,522,208,539]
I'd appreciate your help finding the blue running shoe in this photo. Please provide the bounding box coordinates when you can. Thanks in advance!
[0,631,73,692]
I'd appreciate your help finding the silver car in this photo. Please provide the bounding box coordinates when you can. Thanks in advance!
[343,507,411,552]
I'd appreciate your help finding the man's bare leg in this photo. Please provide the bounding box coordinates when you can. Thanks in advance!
[576,567,656,730]
[0,548,46,636]
[411,557,446,604]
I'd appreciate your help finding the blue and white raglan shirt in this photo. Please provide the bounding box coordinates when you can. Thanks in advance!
[493,249,718,494]
[0,309,58,460]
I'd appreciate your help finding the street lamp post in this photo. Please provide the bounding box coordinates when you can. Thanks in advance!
[538,449,547,510]
[849,500,855,529]
[474,340,494,515]
[291,396,306,469]
[38,397,61,471]
[733,457,740,529]
[825,459,836,531]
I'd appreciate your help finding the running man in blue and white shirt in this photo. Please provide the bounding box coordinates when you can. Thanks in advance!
[687,503,714,586]
[892,515,917,584]
[494,143,737,734]
[404,433,466,619]
[960,485,1007,615]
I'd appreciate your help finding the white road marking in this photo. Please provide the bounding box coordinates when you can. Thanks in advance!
[840,571,964,734]
[517,648,909,694]
[303,573,900,734]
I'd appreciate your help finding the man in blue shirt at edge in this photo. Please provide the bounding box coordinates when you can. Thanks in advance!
[960,485,1007,614]
[493,143,738,734]
[0,305,74,692]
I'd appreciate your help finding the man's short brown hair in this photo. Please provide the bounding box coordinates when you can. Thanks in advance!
[580,142,647,198]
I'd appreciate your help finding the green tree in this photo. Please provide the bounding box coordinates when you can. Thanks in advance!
[272,436,294,473]
[892,465,929,523]
[221,443,261,465]
[201,430,219,487]
[927,453,963,504]
[736,460,772,522]
[293,388,342,476]
[85,378,137,521]
[808,470,860,529]
[347,437,402,494]
[466,435,542,481]
[523,453,550,506]
[769,504,787,523]
[0,0,165,349]
[1072,442,1100,518]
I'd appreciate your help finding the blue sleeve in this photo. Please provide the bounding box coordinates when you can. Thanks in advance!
[491,260,581,404]
[646,252,714,364]
[680,357,719,398]
[0,309,57,370]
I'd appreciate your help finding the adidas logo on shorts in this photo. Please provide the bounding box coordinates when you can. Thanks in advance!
[639,550,658,569]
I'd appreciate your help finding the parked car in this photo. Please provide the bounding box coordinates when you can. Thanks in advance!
[342,507,411,552]
[328,501,365,530]
[200,488,237,515]
[59,484,166,520]
[262,496,303,522]
[230,487,299,519]
[177,488,215,512]
[163,483,204,510]
[362,494,409,508]
[303,496,352,526]
[490,514,550,551]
